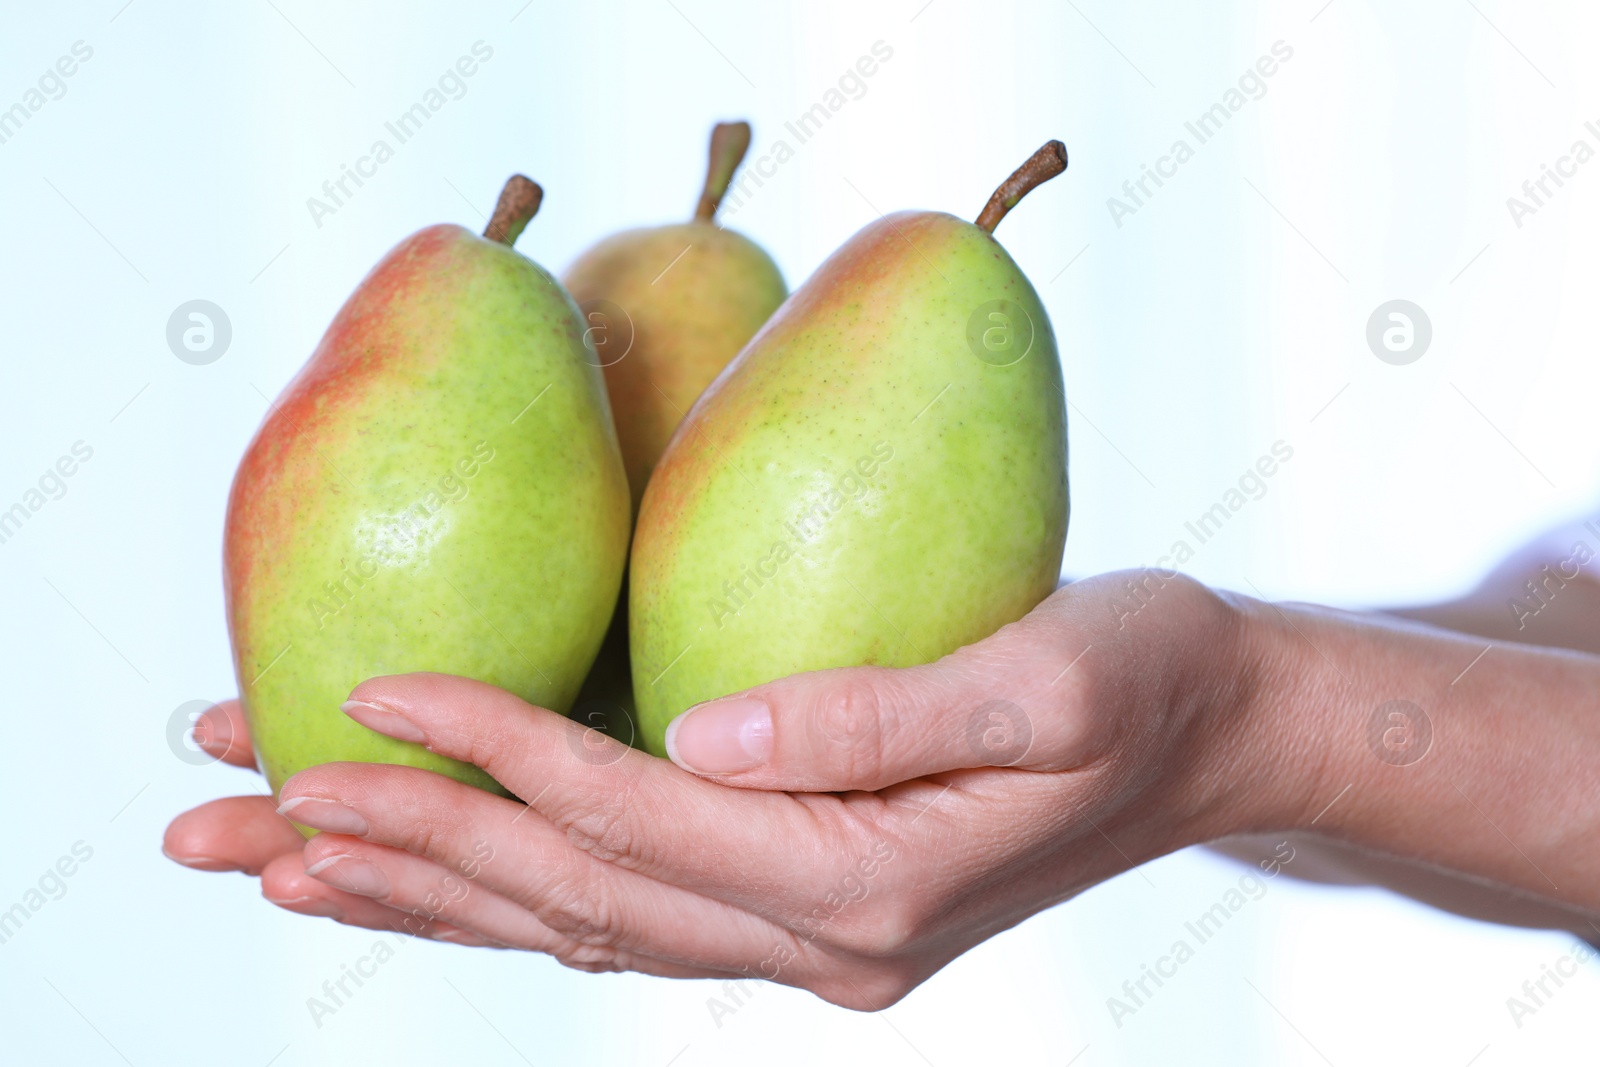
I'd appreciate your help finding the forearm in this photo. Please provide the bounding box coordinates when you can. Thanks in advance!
[1238,596,1600,916]
[1390,519,1600,656]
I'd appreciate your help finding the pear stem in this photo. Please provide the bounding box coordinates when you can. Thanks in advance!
[975,141,1068,234]
[693,121,753,223]
[484,175,543,246]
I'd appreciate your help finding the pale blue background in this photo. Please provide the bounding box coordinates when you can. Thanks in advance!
[1,1,1596,1063]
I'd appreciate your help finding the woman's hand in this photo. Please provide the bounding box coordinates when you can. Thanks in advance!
[162,700,505,946]
[164,571,1308,1006]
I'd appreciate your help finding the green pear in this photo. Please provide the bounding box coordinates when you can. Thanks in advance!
[225,176,631,812]
[563,121,787,512]
[630,143,1071,754]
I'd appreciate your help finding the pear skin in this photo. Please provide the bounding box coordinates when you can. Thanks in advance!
[630,144,1071,754]
[564,121,787,511]
[225,177,630,809]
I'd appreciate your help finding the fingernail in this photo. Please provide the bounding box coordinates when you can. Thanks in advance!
[304,854,390,898]
[266,894,344,919]
[277,796,370,836]
[342,699,426,744]
[193,710,235,755]
[665,697,773,774]
[162,846,240,872]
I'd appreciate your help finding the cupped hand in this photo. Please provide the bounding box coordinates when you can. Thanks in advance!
[164,571,1310,1007]
[162,701,506,947]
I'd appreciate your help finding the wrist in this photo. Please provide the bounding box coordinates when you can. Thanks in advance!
[1082,578,1331,860]
[1163,587,1338,847]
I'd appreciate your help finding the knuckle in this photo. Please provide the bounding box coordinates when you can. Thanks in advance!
[561,792,636,864]
[553,942,623,974]
[536,866,624,948]
[810,675,892,782]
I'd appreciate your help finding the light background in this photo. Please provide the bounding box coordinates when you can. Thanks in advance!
[2,0,1597,1063]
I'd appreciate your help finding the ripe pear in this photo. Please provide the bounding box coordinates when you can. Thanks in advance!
[563,121,787,511]
[225,176,630,811]
[630,143,1072,754]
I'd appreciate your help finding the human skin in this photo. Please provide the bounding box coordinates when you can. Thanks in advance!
[165,564,1600,1006]
[1214,515,1600,939]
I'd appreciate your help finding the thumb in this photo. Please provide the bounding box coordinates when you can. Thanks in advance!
[662,623,1093,792]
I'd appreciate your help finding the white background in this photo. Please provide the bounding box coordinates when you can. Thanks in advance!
[2,1,1597,1063]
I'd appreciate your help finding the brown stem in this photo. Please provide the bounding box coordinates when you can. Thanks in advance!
[484,175,543,246]
[975,141,1068,234]
[693,121,752,223]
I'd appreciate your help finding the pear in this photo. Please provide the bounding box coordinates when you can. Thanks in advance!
[563,121,787,511]
[225,176,630,810]
[630,143,1071,754]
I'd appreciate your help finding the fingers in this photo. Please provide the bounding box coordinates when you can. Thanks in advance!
[258,851,496,945]
[193,699,257,769]
[278,757,810,974]
[661,599,1097,791]
[299,834,736,979]
[334,673,838,900]
[163,796,304,874]
[163,795,493,944]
